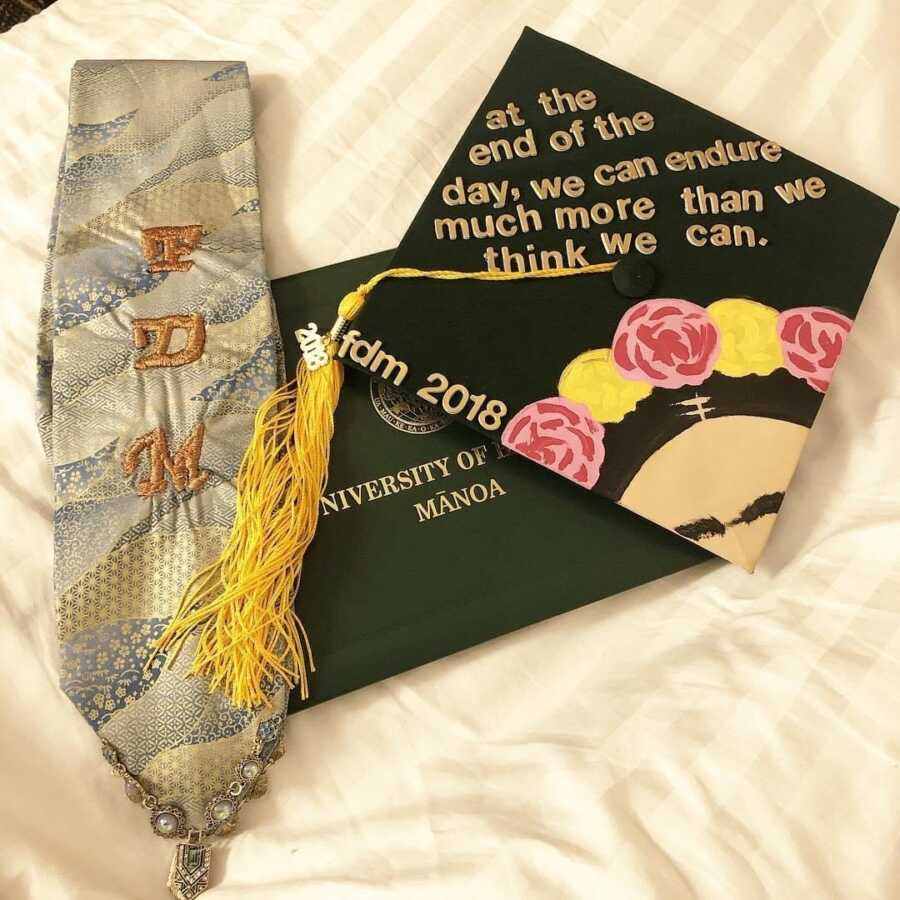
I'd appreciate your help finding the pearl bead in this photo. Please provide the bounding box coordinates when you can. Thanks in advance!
[240,760,261,780]
[155,812,178,834]
[212,799,234,822]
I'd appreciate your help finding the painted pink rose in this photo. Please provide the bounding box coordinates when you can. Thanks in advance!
[612,298,720,389]
[777,306,853,393]
[501,396,604,488]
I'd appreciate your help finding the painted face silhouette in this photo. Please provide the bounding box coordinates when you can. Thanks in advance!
[554,298,841,569]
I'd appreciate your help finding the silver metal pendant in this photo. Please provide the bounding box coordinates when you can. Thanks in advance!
[167,842,211,900]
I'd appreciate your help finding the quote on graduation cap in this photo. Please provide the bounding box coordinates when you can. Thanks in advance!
[440,86,826,266]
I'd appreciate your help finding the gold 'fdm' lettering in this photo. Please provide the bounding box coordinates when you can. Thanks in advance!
[122,424,209,497]
[141,225,203,273]
[132,313,206,369]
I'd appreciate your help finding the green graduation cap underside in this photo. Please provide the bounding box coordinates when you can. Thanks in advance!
[274,251,707,712]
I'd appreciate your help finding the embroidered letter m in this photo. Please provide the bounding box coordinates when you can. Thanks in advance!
[123,424,209,497]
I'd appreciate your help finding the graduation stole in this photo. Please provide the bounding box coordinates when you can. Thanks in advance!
[37,60,287,898]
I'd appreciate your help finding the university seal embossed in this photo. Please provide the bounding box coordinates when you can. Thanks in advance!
[370,380,451,435]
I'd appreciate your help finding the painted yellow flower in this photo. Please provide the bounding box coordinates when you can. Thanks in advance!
[558,348,652,423]
[707,297,783,377]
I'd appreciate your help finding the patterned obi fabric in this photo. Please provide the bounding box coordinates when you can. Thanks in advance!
[36,60,286,828]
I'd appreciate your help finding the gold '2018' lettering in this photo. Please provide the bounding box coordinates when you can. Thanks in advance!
[416,374,507,430]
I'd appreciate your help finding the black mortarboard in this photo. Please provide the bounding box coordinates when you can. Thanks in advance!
[338,27,896,570]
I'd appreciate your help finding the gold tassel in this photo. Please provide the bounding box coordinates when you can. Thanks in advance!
[151,263,616,709]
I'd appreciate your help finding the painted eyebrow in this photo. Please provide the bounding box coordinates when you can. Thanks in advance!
[727,492,785,527]
[674,491,786,541]
[675,516,726,541]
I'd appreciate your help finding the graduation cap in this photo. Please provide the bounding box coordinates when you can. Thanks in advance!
[156,28,895,708]
[336,28,896,571]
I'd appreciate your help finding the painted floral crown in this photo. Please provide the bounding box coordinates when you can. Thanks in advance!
[501,297,853,489]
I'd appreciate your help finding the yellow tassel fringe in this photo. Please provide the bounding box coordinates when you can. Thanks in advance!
[151,261,616,710]
[149,344,342,709]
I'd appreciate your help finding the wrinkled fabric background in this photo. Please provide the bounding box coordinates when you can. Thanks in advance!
[1,2,899,898]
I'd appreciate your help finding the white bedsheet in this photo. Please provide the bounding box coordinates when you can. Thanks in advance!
[1,1,899,897]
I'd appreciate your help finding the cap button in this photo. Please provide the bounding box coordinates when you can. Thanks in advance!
[612,255,656,299]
